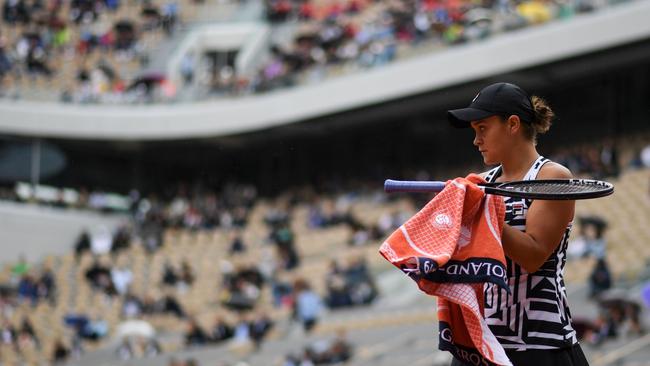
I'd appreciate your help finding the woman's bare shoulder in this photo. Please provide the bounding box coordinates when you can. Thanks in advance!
[538,161,573,179]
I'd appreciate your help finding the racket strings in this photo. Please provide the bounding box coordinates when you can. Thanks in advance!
[501,182,609,195]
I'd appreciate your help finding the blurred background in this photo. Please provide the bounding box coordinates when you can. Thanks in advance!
[0,0,649,364]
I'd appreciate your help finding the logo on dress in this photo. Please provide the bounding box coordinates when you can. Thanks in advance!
[433,213,452,229]
[512,202,525,216]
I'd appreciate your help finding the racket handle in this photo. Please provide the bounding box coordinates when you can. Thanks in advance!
[384,179,446,193]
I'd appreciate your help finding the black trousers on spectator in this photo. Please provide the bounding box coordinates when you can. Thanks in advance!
[450,343,590,366]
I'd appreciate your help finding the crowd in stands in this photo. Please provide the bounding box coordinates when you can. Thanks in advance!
[551,139,622,180]
[0,0,626,102]
[0,258,61,360]
[203,0,610,96]
[0,0,185,103]
[0,178,398,364]
[574,294,645,346]
[283,330,353,366]
[0,137,647,364]
[324,257,378,309]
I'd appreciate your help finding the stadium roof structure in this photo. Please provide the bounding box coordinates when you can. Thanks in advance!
[1,0,650,141]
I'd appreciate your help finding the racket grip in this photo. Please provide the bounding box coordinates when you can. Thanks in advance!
[384,179,446,193]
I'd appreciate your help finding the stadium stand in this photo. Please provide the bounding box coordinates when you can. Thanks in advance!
[0,0,245,102]
[0,135,647,365]
[0,0,642,103]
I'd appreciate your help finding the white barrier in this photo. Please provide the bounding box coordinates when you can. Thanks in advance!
[0,201,129,263]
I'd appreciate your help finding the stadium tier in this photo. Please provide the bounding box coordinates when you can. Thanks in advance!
[0,161,648,365]
[0,0,649,140]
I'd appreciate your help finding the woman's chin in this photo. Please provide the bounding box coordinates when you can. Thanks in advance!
[483,156,497,165]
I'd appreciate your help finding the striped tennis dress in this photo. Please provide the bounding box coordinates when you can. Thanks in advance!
[483,156,578,350]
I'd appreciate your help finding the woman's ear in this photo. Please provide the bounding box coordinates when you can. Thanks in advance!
[507,115,521,134]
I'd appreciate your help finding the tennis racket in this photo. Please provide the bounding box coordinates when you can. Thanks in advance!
[384,179,614,200]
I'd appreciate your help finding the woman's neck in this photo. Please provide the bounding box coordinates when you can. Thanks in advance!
[498,143,540,182]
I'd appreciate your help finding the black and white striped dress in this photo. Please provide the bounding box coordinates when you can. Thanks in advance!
[483,156,578,350]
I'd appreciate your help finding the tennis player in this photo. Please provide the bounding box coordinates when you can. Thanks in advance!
[447,82,590,366]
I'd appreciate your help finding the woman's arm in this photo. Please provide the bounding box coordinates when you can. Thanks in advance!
[501,162,575,273]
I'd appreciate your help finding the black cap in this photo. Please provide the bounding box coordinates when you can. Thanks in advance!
[447,82,535,128]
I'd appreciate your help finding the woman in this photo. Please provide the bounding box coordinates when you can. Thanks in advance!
[447,82,589,366]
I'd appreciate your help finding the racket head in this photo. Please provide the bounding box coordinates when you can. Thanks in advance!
[487,179,614,200]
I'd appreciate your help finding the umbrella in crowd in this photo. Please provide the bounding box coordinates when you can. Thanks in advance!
[115,320,156,339]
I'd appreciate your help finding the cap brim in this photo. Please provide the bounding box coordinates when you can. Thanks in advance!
[447,108,495,128]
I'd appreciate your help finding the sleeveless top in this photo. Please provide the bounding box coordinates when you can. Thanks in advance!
[483,156,577,350]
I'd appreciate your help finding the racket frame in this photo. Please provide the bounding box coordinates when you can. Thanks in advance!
[384,178,614,200]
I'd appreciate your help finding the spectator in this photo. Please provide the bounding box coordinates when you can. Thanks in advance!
[229,231,247,254]
[111,225,132,254]
[344,257,378,306]
[210,315,233,343]
[179,260,195,288]
[293,279,322,332]
[111,264,133,296]
[232,314,252,343]
[52,339,70,364]
[17,274,38,305]
[162,262,179,286]
[11,255,29,279]
[122,292,143,318]
[180,53,195,86]
[74,230,90,259]
[90,226,113,255]
[84,315,109,341]
[85,258,116,296]
[270,224,300,270]
[19,316,39,347]
[185,318,209,347]
[249,312,274,348]
[37,266,56,304]
[325,257,377,309]
[63,313,108,341]
[325,260,351,309]
[221,264,264,311]
[158,294,186,318]
[1,319,16,346]
[589,258,612,299]
[640,143,650,168]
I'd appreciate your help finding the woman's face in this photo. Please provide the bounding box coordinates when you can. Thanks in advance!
[470,116,510,165]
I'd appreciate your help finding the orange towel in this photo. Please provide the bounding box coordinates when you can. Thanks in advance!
[379,174,512,366]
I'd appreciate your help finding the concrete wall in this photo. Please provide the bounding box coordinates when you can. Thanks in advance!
[0,201,129,263]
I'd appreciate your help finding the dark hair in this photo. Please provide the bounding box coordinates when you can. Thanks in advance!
[521,95,554,142]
